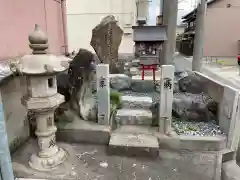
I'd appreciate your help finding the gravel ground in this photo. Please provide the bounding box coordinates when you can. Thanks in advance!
[119,90,223,136]
[172,118,223,136]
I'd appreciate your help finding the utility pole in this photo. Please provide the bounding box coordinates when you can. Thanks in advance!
[192,0,207,71]
[161,0,178,65]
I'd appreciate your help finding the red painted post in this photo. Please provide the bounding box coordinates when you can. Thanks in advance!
[141,65,145,80]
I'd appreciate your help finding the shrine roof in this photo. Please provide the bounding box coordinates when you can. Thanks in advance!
[132,25,167,42]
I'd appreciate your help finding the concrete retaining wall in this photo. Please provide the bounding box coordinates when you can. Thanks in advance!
[0,75,29,153]
[195,72,240,159]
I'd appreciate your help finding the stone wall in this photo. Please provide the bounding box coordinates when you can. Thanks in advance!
[0,75,29,153]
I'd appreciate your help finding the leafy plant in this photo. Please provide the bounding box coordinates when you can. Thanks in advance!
[110,90,122,110]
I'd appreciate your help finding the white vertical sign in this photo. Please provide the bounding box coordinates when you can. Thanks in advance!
[159,65,174,134]
[96,64,110,125]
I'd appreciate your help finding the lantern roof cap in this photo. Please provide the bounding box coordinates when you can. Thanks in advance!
[11,24,67,75]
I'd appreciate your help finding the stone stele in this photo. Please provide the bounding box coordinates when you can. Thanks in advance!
[90,15,123,73]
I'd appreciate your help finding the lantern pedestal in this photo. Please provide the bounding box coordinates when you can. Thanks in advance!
[29,147,67,171]
[25,99,67,171]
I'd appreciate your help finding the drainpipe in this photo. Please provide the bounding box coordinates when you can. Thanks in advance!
[61,0,68,54]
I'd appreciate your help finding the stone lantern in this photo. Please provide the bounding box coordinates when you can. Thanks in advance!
[13,24,67,171]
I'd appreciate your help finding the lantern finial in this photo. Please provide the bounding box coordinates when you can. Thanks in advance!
[28,24,48,54]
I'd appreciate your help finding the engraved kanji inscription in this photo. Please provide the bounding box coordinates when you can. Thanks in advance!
[164,78,172,90]
[99,76,106,88]
[48,137,56,148]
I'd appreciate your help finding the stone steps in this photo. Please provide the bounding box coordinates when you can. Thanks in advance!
[116,108,153,126]
[131,75,160,92]
[121,95,152,109]
[108,125,159,157]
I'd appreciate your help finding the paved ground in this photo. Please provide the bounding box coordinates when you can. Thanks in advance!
[12,139,221,180]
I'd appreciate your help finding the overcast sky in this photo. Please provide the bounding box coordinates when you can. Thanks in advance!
[148,0,195,25]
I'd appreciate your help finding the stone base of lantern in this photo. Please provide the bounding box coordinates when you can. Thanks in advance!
[29,147,67,171]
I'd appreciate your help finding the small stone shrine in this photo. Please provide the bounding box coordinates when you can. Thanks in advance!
[132,19,167,82]
[13,24,67,171]
[90,15,123,73]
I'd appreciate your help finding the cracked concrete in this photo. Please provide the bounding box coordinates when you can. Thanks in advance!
[12,139,221,180]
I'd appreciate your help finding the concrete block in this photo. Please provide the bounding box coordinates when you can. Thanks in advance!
[56,119,110,145]
[221,149,237,163]
[156,133,227,151]
[116,108,152,125]
[108,132,159,158]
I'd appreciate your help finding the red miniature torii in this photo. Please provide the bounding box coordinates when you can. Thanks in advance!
[140,63,157,84]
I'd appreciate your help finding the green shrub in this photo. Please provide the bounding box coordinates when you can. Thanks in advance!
[110,90,122,110]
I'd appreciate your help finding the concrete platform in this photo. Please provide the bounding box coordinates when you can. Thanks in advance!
[116,108,153,125]
[12,139,222,180]
[56,118,111,145]
[108,131,159,158]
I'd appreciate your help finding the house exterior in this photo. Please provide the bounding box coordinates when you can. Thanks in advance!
[0,0,68,60]
[66,0,149,54]
[180,0,240,64]
[176,23,186,36]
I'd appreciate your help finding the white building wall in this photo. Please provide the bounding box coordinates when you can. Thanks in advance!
[66,0,148,54]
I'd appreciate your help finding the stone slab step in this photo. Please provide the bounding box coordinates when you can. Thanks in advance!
[131,75,160,92]
[116,109,153,125]
[108,127,159,157]
[121,95,152,109]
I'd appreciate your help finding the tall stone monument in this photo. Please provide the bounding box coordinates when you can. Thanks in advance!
[90,15,123,73]
[12,24,67,171]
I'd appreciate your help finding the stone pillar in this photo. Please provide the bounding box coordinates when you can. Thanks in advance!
[162,0,178,65]
[96,64,110,125]
[192,0,207,71]
[159,65,174,134]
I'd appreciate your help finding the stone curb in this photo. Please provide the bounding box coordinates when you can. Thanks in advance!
[156,133,227,151]
[57,127,227,152]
